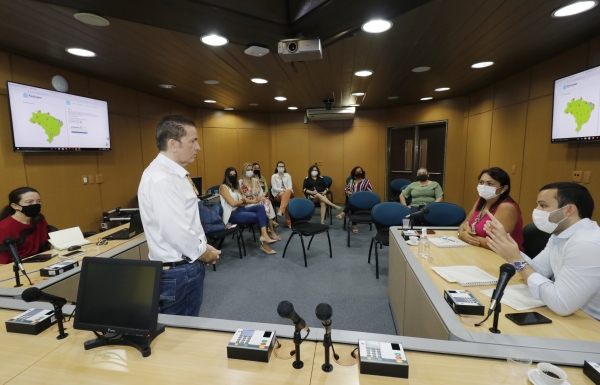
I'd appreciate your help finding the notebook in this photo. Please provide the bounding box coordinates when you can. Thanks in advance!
[48,227,91,250]
[429,236,469,248]
[431,266,498,287]
[480,284,546,311]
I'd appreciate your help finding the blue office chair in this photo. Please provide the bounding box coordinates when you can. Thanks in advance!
[347,191,380,247]
[303,180,332,225]
[282,198,332,267]
[207,185,220,195]
[205,202,245,271]
[422,202,466,226]
[401,184,412,206]
[369,203,410,279]
[390,179,411,202]
[522,223,550,259]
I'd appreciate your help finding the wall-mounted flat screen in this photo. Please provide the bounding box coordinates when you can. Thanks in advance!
[552,65,600,143]
[6,81,110,152]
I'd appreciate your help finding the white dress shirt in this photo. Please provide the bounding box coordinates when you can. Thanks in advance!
[271,173,293,195]
[138,153,207,263]
[522,218,600,320]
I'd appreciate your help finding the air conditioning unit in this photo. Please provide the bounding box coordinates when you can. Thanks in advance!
[306,107,355,121]
[278,39,322,62]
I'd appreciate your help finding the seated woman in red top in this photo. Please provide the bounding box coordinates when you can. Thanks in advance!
[458,167,524,251]
[0,187,50,264]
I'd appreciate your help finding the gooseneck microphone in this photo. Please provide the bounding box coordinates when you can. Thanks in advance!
[3,237,32,286]
[315,303,333,334]
[22,287,67,307]
[277,300,309,332]
[488,263,516,316]
[405,207,429,219]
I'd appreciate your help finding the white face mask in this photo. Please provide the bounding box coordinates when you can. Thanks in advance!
[477,185,501,200]
[245,171,254,178]
[311,170,318,177]
[277,167,285,173]
[532,206,568,234]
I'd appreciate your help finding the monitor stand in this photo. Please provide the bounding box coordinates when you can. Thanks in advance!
[83,323,165,358]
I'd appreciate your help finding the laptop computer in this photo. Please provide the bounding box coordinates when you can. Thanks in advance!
[103,211,145,240]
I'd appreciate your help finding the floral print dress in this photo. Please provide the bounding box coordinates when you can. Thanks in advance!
[239,177,275,219]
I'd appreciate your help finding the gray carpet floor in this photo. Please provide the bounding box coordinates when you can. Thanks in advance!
[199,208,398,335]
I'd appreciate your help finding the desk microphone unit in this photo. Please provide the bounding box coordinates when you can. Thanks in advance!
[227,328,276,362]
[444,289,485,316]
[73,257,164,357]
[357,339,409,378]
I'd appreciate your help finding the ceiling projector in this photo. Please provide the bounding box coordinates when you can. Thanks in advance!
[277,39,322,62]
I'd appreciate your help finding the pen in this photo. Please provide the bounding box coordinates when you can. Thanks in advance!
[442,236,457,243]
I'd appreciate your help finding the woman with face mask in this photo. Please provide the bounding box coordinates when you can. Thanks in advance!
[239,163,280,241]
[220,167,276,254]
[400,168,444,225]
[458,167,524,251]
[0,187,50,264]
[303,165,341,224]
[271,161,294,227]
[252,163,269,197]
[336,166,373,233]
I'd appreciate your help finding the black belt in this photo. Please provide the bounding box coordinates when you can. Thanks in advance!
[162,256,194,268]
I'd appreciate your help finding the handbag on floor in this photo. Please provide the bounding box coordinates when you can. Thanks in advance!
[198,201,225,233]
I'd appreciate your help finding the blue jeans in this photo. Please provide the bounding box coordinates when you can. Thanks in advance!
[230,205,268,229]
[159,260,205,316]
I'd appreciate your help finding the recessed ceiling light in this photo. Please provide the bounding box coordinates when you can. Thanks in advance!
[552,1,598,17]
[421,97,433,101]
[274,96,287,101]
[351,92,365,96]
[224,107,234,111]
[251,78,268,84]
[435,87,450,92]
[288,106,298,110]
[471,61,494,68]
[204,100,216,103]
[412,67,431,72]
[349,103,360,107]
[204,80,220,85]
[73,13,110,26]
[201,34,228,46]
[361,19,393,33]
[354,70,373,77]
[249,103,259,106]
[387,96,399,99]
[65,47,96,57]
[158,84,176,89]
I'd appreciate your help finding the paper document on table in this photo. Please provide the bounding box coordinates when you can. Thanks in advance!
[480,284,546,311]
[431,266,498,287]
[429,236,469,248]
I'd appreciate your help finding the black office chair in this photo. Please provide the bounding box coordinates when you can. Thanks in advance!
[205,202,245,271]
[522,223,550,259]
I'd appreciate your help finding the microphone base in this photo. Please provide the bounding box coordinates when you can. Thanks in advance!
[489,327,501,334]
[57,332,69,340]
[321,363,333,372]
[292,360,304,369]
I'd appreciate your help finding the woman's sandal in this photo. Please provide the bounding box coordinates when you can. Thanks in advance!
[353,226,359,234]
[336,213,345,220]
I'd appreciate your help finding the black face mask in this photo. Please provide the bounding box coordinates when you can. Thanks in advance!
[417,174,428,181]
[354,172,364,179]
[19,204,41,218]
[253,169,261,178]
[228,175,238,185]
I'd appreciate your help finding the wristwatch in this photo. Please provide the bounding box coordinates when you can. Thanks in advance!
[512,261,529,271]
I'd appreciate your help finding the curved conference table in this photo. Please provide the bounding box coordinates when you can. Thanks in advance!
[0,225,599,384]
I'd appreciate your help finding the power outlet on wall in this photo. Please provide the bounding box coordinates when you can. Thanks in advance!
[572,170,582,183]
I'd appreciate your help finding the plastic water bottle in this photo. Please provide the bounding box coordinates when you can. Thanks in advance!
[418,227,430,259]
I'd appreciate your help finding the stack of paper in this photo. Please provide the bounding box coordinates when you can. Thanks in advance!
[480,284,546,311]
[431,266,498,287]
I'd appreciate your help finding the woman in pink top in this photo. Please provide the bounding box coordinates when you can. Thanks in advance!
[458,167,524,251]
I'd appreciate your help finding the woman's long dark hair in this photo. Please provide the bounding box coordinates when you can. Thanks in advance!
[476,167,512,213]
[0,187,39,221]
[350,166,365,179]
[308,165,320,177]
[222,167,239,190]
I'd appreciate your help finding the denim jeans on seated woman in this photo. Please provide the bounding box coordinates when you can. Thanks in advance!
[159,260,205,316]
[230,205,268,229]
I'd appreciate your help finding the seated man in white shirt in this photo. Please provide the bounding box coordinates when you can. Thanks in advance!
[485,182,600,321]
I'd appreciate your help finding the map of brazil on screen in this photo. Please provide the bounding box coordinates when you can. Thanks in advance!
[29,110,63,143]
[564,97,596,133]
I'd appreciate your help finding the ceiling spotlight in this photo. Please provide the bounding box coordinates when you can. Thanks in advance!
[158,84,176,89]
[354,70,373,77]
[471,61,494,68]
[224,107,234,111]
[421,97,433,101]
[274,96,287,101]
[349,103,360,107]
[204,80,220,85]
[435,87,450,92]
[361,19,393,33]
[201,34,228,46]
[288,107,298,110]
[387,96,399,99]
[66,47,96,57]
[412,67,431,73]
[351,92,365,96]
[204,100,217,103]
[552,1,598,17]
[249,103,259,106]
[251,78,268,84]
[73,13,110,26]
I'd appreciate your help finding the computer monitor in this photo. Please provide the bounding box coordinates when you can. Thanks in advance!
[73,257,164,357]
[191,176,202,195]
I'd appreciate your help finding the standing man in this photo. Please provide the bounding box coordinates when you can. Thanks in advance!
[485,182,600,320]
[138,115,220,316]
